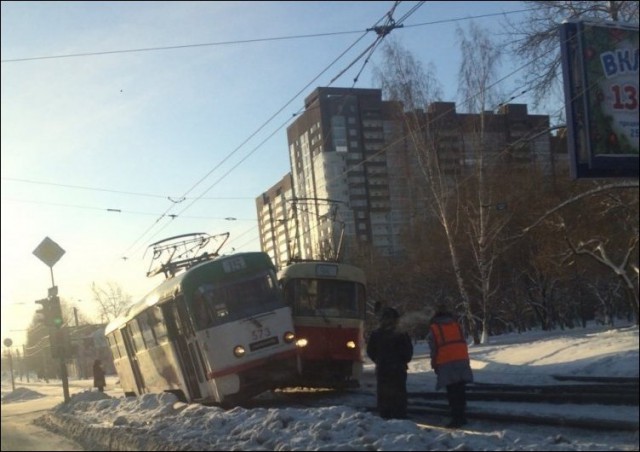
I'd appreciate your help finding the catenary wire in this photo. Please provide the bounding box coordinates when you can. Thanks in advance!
[1,7,536,63]
[119,3,407,259]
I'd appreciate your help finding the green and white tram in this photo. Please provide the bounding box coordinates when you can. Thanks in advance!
[105,251,299,405]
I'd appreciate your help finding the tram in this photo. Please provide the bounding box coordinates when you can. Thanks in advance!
[278,260,367,389]
[105,234,299,405]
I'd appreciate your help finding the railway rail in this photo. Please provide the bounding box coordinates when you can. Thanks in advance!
[260,377,639,432]
[407,384,639,406]
[407,378,640,432]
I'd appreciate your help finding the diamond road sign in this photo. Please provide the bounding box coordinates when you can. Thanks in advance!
[33,237,65,267]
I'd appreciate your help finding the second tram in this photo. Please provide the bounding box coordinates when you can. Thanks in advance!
[278,260,367,389]
[105,251,299,405]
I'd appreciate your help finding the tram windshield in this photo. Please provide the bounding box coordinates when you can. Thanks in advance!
[191,271,282,329]
[283,279,365,319]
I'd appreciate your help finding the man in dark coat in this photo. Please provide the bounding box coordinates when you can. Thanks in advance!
[428,305,473,428]
[93,359,106,392]
[366,307,414,419]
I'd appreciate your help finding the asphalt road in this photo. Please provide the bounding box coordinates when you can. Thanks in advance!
[1,395,83,451]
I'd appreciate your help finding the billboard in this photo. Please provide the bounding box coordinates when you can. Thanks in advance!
[560,20,639,179]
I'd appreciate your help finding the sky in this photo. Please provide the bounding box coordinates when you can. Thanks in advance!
[1,1,551,346]
[2,321,639,450]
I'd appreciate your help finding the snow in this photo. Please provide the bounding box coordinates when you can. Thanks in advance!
[2,322,639,451]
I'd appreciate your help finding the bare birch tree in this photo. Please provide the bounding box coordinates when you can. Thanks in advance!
[372,38,482,340]
[520,181,639,324]
[505,1,639,108]
[90,281,132,323]
[457,22,516,343]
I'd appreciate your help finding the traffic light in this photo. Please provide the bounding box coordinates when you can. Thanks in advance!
[49,295,63,329]
[34,298,51,325]
[50,328,69,359]
[34,295,63,328]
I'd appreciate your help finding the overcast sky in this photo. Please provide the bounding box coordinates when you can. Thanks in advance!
[1,1,543,345]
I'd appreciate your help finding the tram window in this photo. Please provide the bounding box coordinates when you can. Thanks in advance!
[107,335,121,359]
[193,284,215,329]
[151,306,168,344]
[128,320,146,352]
[173,297,193,336]
[114,329,127,359]
[140,310,157,348]
[357,284,366,316]
[194,272,280,326]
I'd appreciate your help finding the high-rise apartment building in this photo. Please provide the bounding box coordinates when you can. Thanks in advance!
[256,173,296,269]
[256,87,562,269]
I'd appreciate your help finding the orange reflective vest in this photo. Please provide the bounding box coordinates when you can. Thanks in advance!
[430,321,469,366]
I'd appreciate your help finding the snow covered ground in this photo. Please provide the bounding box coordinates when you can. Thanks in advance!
[2,322,639,451]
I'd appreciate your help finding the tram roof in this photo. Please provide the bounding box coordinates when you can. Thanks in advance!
[278,261,366,285]
[105,251,274,335]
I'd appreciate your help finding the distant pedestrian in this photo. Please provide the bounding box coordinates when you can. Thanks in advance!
[366,306,414,419]
[428,304,473,428]
[93,359,106,392]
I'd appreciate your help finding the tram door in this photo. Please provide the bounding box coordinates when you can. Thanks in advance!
[120,326,146,395]
[164,299,202,400]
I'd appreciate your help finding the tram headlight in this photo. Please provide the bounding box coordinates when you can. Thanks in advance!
[283,331,295,343]
[233,345,246,358]
[346,340,357,349]
[296,338,308,348]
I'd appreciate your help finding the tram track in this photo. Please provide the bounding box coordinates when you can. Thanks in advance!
[406,402,639,432]
[405,380,640,432]
[261,379,639,433]
[408,387,639,405]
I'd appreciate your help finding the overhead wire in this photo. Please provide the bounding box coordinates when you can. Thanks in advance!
[310,68,607,241]
[0,177,255,200]
[224,23,597,255]
[1,7,537,63]
[0,30,364,63]
[219,1,427,254]
[2,6,541,235]
[3,4,550,259]
[0,196,257,220]
[121,2,410,259]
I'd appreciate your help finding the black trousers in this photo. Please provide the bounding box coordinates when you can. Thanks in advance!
[376,370,408,419]
[445,381,467,421]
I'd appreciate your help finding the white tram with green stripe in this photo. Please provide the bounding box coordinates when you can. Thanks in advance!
[105,241,298,405]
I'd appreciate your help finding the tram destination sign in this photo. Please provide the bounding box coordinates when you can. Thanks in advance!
[33,236,66,267]
[560,20,639,179]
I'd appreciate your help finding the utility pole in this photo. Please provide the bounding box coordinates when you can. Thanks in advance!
[3,338,15,391]
[23,344,29,383]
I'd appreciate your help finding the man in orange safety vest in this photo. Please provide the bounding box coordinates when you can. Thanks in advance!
[427,304,474,428]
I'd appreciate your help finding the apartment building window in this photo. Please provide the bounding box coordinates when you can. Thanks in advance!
[331,116,348,152]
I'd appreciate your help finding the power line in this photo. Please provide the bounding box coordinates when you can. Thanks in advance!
[119,3,403,260]
[126,1,426,257]
[249,32,574,257]
[0,197,257,220]
[0,177,254,200]
[1,7,536,63]
[3,4,548,261]
[0,30,363,63]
